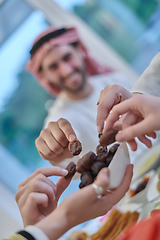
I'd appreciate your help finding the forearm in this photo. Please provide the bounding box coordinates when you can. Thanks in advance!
[131,52,160,96]
[35,208,71,240]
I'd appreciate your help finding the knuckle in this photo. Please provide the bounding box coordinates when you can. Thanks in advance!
[28,192,36,202]
[35,137,40,147]
[52,143,63,154]
[35,168,43,175]
[98,100,106,109]
[57,133,67,144]
[15,191,19,203]
[32,179,40,189]
[42,149,54,157]
[59,118,70,128]
[58,117,66,122]
[111,84,119,90]
[17,182,22,191]
[39,128,48,138]
[48,121,55,128]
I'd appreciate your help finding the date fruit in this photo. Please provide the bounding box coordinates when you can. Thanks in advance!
[76,151,97,173]
[65,162,76,180]
[69,139,82,156]
[99,128,118,146]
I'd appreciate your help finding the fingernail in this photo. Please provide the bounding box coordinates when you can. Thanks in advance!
[62,169,68,175]
[102,168,109,175]
[69,134,76,142]
[116,132,124,142]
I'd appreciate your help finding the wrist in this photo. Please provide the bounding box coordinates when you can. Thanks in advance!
[35,208,70,240]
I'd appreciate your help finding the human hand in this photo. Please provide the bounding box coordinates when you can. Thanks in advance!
[56,164,133,227]
[96,84,133,132]
[104,94,160,151]
[15,166,71,227]
[35,118,77,163]
[35,164,133,240]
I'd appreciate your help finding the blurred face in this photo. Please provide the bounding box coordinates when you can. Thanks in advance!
[41,44,87,93]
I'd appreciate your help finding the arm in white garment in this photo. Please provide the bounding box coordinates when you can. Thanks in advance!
[131,52,160,96]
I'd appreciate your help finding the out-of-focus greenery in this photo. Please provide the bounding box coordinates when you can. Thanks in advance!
[120,0,158,22]
[0,70,53,169]
[74,0,159,62]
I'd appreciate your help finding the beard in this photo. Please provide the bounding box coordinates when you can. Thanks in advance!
[48,65,87,94]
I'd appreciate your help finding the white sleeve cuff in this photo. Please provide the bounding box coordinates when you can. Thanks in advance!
[25,225,50,240]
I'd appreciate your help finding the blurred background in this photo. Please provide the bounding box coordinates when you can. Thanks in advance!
[0,0,160,238]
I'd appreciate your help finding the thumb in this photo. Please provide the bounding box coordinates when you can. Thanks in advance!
[55,176,72,201]
[94,168,110,190]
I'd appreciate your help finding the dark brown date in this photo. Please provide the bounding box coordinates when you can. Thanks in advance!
[76,162,86,174]
[96,152,109,163]
[109,143,120,155]
[96,144,107,154]
[76,151,96,173]
[80,171,94,187]
[91,161,106,176]
[105,152,114,166]
[79,181,85,189]
[65,162,76,180]
[99,128,118,146]
[69,140,82,156]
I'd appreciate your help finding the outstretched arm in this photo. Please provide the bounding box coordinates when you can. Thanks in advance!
[9,164,133,240]
[35,164,133,240]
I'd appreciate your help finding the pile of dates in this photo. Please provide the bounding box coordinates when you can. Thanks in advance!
[65,128,119,189]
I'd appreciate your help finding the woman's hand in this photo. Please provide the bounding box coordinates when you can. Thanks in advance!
[36,164,133,240]
[15,166,70,227]
[104,94,160,150]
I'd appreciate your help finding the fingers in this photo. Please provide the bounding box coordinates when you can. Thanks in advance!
[96,85,121,132]
[16,167,69,219]
[16,180,55,213]
[115,116,154,143]
[57,118,77,142]
[126,139,138,151]
[94,168,109,195]
[25,192,49,210]
[146,131,157,139]
[97,85,133,132]
[16,166,71,227]
[35,119,77,160]
[97,102,109,133]
[137,135,152,148]
[18,167,68,189]
[94,168,110,192]
[55,176,72,201]
[20,192,49,226]
[103,103,131,132]
[16,167,68,205]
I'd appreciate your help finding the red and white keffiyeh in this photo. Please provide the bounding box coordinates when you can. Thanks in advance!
[26,27,113,96]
